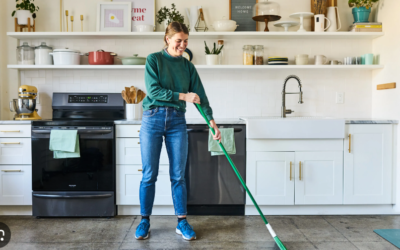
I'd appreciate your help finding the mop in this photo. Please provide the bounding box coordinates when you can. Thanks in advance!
[195,103,287,250]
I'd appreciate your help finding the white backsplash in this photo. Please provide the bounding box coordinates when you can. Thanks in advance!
[18,38,373,120]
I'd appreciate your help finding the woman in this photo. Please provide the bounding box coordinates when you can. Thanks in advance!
[135,22,221,241]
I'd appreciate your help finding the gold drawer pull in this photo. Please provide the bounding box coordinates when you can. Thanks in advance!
[299,161,302,181]
[290,161,292,181]
[2,170,22,172]
[0,130,20,133]
[138,169,143,171]
[137,130,140,132]
[137,142,140,144]
[348,134,351,153]
[1,142,20,144]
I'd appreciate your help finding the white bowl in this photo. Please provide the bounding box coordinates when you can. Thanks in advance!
[212,17,239,32]
[134,25,154,32]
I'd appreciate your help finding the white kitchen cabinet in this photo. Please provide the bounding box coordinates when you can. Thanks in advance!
[115,125,173,206]
[117,164,173,205]
[0,165,32,205]
[246,152,295,205]
[0,138,32,164]
[0,125,31,138]
[344,124,393,204]
[295,152,343,205]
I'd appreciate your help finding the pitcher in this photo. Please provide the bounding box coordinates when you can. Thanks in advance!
[326,6,341,32]
[185,6,201,32]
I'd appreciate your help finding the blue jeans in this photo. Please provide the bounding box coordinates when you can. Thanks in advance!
[139,107,188,216]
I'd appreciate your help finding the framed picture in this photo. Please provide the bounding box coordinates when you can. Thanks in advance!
[112,0,156,32]
[96,2,132,32]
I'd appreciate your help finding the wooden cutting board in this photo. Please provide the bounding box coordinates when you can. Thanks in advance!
[311,0,329,31]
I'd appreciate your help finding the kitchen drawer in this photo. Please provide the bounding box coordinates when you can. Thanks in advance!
[116,125,141,138]
[116,164,172,205]
[0,138,31,164]
[0,165,32,205]
[116,138,169,164]
[0,125,31,138]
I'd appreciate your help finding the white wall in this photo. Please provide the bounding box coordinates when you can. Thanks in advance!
[3,0,372,120]
[372,0,400,213]
[0,0,7,119]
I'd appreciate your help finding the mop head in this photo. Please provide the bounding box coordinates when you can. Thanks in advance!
[274,236,287,250]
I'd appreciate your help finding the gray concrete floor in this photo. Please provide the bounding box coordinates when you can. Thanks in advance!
[0,215,399,249]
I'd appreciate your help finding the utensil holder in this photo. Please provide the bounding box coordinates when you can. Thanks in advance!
[126,104,142,120]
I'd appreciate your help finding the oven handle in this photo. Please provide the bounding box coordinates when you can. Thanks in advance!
[32,193,112,199]
[186,128,242,133]
[32,130,112,134]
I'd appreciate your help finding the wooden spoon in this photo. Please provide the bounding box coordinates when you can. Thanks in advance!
[121,90,127,103]
[125,87,131,103]
[137,89,146,103]
[130,86,137,104]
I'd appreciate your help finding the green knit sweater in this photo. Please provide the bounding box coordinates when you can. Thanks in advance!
[142,50,214,121]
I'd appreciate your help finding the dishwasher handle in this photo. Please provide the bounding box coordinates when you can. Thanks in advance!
[33,193,112,199]
[32,130,112,134]
[187,128,242,133]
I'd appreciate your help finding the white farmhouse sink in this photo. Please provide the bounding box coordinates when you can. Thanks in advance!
[239,116,345,139]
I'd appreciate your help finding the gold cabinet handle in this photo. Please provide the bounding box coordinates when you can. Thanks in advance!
[137,142,140,144]
[0,142,20,144]
[138,169,142,171]
[137,130,140,132]
[290,161,292,181]
[348,134,351,153]
[299,161,302,181]
[0,130,20,133]
[1,170,22,172]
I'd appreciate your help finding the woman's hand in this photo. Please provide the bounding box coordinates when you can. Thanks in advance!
[179,92,200,104]
[209,120,221,143]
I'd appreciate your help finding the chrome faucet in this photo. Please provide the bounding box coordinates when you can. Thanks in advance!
[281,75,303,118]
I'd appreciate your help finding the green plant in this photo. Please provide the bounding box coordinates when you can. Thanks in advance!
[12,0,39,17]
[348,0,379,9]
[156,3,184,25]
[204,41,224,55]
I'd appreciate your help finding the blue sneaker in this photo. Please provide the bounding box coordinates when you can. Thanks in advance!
[176,219,196,241]
[135,219,150,240]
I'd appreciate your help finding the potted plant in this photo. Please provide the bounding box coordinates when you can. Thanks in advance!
[204,41,223,65]
[156,3,185,30]
[12,0,39,26]
[348,0,379,23]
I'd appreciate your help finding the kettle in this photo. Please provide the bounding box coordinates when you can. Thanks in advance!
[326,6,341,32]
[185,6,201,32]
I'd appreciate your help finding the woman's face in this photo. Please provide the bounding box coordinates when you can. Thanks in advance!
[166,32,189,56]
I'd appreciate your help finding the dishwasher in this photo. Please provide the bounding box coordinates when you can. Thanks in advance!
[185,124,246,215]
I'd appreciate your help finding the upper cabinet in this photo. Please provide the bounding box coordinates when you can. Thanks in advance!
[343,124,394,204]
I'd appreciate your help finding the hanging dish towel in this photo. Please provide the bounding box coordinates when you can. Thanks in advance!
[49,130,80,159]
[208,128,236,156]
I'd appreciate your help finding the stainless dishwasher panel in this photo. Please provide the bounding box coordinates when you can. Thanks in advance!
[185,124,246,206]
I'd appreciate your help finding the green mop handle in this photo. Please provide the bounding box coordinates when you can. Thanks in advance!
[194,104,268,224]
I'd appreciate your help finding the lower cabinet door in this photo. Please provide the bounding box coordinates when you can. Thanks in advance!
[0,165,32,205]
[295,152,343,205]
[343,125,393,204]
[247,152,295,205]
[117,164,173,205]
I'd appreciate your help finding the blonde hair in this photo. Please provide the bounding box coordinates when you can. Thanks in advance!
[164,22,189,48]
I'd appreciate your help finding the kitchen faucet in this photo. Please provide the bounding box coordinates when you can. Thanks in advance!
[281,75,303,118]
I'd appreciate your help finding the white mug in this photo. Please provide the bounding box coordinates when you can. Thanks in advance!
[314,14,331,32]
[315,55,328,65]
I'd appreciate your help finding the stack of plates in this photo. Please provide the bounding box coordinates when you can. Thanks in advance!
[268,57,288,65]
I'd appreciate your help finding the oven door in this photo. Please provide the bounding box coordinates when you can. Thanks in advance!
[31,127,115,191]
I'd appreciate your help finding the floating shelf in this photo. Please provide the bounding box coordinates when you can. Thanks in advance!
[7,32,384,40]
[7,65,384,70]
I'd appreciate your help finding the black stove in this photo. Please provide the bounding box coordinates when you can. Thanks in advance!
[31,93,124,218]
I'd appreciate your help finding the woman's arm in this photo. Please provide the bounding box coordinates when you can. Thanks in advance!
[144,54,180,101]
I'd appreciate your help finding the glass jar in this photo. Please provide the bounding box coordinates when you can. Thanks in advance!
[243,45,254,65]
[254,45,264,65]
[17,42,35,65]
[35,42,53,65]
[218,40,224,65]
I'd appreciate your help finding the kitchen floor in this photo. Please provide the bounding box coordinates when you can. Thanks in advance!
[0,215,399,250]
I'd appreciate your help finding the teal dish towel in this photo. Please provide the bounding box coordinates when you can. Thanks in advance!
[208,128,236,156]
[49,130,80,159]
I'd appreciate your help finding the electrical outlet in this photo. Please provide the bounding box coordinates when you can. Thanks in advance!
[336,92,344,104]
[36,92,40,104]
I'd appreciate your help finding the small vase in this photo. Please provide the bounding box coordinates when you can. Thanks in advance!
[16,10,32,25]
[205,54,219,65]
[352,7,371,23]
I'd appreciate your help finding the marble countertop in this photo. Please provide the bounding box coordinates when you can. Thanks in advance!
[1,118,398,125]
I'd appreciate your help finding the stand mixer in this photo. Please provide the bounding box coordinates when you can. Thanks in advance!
[10,85,42,120]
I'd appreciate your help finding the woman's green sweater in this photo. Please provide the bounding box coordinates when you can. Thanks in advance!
[142,50,214,121]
